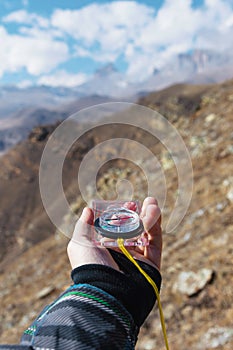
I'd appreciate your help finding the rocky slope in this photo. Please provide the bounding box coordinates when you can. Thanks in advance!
[0,80,232,349]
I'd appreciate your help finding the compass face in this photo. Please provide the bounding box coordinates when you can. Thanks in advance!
[99,207,140,233]
[94,207,144,239]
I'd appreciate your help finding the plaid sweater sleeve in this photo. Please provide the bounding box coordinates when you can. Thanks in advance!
[20,283,137,350]
[0,255,161,350]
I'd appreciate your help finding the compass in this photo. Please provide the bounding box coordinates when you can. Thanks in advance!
[94,207,144,239]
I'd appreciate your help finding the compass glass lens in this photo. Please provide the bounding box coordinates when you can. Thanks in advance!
[99,207,140,233]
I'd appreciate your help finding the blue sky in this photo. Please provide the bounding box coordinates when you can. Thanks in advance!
[0,0,233,87]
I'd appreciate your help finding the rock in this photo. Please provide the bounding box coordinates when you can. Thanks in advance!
[222,179,231,187]
[181,305,193,318]
[143,339,157,350]
[222,177,233,187]
[205,113,217,124]
[215,201,228,211]
[163,303,176,320]
[161,152,174,170]
[172,269,214,297]
[218,145,233,159]
[187,208,205,224]
[190,135,206,148]
[28,126,51,142]
[36,286,55,299]
[226,188,233,203]
[198,327,233,349]
[211,232,229,247]
[183,231,192,242]
[201,95,216,106]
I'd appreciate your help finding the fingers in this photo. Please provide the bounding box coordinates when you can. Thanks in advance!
[142,203,161,240]
[140,197,162,270]
[123,201,137,211]
[141,197,161,233]
[140,197,158,219]
[79,207,94,225]
[71,207,94,245]
[68,207,120,270]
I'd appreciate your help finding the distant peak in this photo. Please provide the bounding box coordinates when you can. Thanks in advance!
[95,63,118,77]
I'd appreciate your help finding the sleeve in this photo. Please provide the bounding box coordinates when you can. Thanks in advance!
[1,254,161,350]
[19,282,137,350]
[72,249,162,328]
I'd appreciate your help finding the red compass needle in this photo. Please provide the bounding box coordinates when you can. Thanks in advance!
[105,216,133,221]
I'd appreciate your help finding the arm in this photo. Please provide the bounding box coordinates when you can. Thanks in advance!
[18,263,161,350]
[0,197,162,350]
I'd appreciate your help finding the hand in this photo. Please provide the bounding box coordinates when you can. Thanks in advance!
[127,197,162,270]
[67,197,162,271]
[67,207,120,271]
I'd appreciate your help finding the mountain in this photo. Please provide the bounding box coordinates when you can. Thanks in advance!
[0,94,119,155]
[141,49,233,92]
[0,78,232,348]
[0,50,232,115]
[1,49,233,156]
[0,85,85,119]
[76,63,137,98]
[75,49,233,96]
[0,85,81,153]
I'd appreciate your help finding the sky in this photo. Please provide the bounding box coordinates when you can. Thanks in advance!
[0,0,233,88]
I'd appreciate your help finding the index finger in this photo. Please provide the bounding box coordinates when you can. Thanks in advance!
[140,197,159,219]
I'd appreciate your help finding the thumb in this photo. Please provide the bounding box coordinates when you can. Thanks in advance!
[79,207,94,225]
[71,207,94,245]
[142,204,162,270]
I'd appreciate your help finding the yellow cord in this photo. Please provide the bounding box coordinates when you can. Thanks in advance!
[117,238,170,350]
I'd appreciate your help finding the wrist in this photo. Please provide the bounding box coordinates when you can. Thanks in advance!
[71,260,161,328]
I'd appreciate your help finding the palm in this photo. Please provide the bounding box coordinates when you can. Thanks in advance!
[68,197,162,272]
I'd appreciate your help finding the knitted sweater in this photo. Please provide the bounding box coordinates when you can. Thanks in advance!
[0,250,161,350]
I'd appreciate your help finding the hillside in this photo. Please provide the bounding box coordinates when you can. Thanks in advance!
[0,79,232,349]
[0,94,118,155]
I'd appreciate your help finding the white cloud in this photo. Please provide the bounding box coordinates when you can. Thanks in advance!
[1,1,233,85]
[51,2,153,42]
[223,13,233,29]
[135,0,201,48]
[18,26,64,40]
[125,0,233,80]
[50,0,233,81]
[3,9,49,27]
[38,70,88,87]
[50,2,156,78]
[0,25,69,77]
[51,2,154,53]
[17,79,32,88]
[74,46,119,63]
